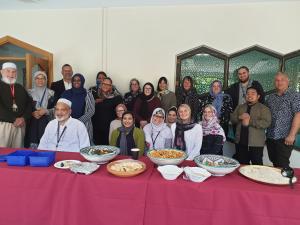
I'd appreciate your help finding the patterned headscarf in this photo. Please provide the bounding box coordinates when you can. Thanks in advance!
[201,105,226,142]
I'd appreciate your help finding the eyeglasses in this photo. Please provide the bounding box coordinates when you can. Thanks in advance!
[203,110,213,114]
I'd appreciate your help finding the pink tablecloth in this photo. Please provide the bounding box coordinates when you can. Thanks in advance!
[0,148,299,225]
[144,161,300,225]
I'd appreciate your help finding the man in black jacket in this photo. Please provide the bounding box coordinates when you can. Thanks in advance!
[50,64,73,104]
[225,66,265,111]
[0,62,32,147]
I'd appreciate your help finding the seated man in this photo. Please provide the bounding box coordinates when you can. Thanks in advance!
[38,98,90,152]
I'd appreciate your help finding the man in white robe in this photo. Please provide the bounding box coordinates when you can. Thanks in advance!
[38,98,90,152]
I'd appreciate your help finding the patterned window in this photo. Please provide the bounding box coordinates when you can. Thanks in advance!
[284,51,300,92]
[228,46,282,93]
[176,46,227,95]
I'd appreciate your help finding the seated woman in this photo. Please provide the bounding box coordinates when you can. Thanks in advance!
[199,80,233,136]
[110,111,145,156]
[109,103,127,142]
[156,76,176,113]
[133,82,161,128]
[171,104,202,160]
[61,73,95,142]
[124,78,142,111]
[143,108,173,150]
[200,105,226,155]
[166,106,177,128]
[27,71,55,148]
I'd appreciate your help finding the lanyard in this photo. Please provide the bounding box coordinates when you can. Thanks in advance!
[38,88,47,108]
[10,84,15,99]
[151,130,161,150]
[56,122,67,148]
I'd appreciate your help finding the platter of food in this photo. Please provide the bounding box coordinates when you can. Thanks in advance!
[54,160,81,169]
[147,149,187,166]
[194,155,240,176]
[239,165,297,185]
[80,145,120,164]
[107,159,146,177]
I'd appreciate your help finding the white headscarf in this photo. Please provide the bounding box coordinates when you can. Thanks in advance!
[150,108,167,132]
[143,107,173,150]
[28,71,53,109]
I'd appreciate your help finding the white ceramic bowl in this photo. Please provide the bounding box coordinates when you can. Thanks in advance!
[157,165,183,180]
[147,149,187,166]
[80,145,120,164]
[184,167,211,182]
[194,154,240,176]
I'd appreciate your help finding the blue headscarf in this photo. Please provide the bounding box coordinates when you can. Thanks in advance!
[61,73,87,119]
[210,80,224,118]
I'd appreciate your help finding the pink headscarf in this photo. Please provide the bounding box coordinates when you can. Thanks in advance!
[201,105,226,142]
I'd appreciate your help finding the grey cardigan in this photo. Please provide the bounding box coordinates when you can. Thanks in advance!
[230,102,271,147]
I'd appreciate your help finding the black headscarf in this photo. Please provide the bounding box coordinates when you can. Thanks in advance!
[140,82,155,119]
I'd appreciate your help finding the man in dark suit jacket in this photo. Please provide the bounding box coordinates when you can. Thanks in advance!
[225,66,265,111]
[50,64,73,104]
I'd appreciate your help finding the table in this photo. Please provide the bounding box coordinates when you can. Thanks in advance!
[0,148,299,225]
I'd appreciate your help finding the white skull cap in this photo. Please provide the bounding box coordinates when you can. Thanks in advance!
[57,98,72,108]
[2,62,17,70]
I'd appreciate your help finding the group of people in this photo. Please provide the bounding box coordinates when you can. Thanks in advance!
[0,62,299,168]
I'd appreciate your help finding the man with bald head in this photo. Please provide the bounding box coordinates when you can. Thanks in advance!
[266,72,300,168]
[38,98,90,152]
[0,62,32,147]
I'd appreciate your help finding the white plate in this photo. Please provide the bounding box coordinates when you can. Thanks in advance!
[54,160,81,169]
[239,165,297,185]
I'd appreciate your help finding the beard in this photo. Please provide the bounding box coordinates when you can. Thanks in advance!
[55,115,69,122]
[240,76,250,84]
[2,76,16,84]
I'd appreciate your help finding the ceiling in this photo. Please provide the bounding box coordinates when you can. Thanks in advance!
[0,0,298,11]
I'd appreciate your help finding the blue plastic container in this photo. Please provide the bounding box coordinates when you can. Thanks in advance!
[29,151,56,167]
[6,150,34,166]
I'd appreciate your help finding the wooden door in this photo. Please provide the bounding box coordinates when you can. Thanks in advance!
[25,53,49,89]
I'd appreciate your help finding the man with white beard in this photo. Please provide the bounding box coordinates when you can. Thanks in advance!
[0,62,32,147]
[38,98,90,152]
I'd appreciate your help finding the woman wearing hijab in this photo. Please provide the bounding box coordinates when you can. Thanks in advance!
[201,105,226,155]
[133,82,161,128]
[143,108,173,150]
[156,77,176,113]
[124,78,142,111]
[27,71,55,148]
[92,77,123,145]
[166,106,177,128]
[200,80,233,136]
[61,73,95,142]
[109,103,127,142]
[171,104,202,160]
[110,111,145,156]
[175,76,200,122]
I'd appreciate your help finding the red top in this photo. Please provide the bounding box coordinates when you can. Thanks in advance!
[133,96,161,124]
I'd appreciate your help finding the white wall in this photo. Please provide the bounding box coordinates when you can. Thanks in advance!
[106,2,300,93]
[0,9,103,84]
[0,2,299,167]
